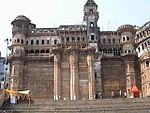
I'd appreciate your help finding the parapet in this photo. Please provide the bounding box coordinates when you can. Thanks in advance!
[117,24,136,33]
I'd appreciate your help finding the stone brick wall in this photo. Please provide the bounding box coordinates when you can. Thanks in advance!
[101,57,126,98]
[23,60,54,100]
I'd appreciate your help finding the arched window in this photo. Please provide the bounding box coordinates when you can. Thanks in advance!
[46,49,49,53]
[142,44,144,50]
[146,61,149,67]
[29,50,34,53]
[95,72,97,78]
[145,42,147,46]
[103,39,106,44]
[14,39,16,43]
[77,37,80,42]
[31,40,34,45]
[26,41,28,45]
[21,39,23,44]
[17,39,20,43]
[113,39,115,43]
[89,9,93,12]
[127,37,130,41]
[47,40,50,45]
[91,35,95,40]
[148,40,150,45]
[40,49,45,53]
[123,37,125,41]
[82,37,85,41]
[61,37,64,42]
[35,50,39,53]
[42,40,44,45]
[36,40,39,45]
[138,47,140,53]
[128,50,131,53]
[90,22,94,27]
[66,37,69,42]
[72,37,75,42]
[54,40,57,44]
[108,39,111,44]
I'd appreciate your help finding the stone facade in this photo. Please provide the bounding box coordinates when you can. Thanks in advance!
[8,0,149,100]
[135,21,150,97]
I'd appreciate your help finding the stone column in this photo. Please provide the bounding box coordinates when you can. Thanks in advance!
[85,47,96,100]
[10,61,24,91]
[68,47,79,100]
[52,47,62,100]
[125,60,136,98]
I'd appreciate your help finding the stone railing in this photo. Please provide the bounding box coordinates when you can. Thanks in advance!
[27,53,53,58]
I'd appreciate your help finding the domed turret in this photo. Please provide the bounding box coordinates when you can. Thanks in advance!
[11,15,32,35]
[10,15,34,58]
[117,24,135,33]
[117,24,137,56]
[15,15,30,21]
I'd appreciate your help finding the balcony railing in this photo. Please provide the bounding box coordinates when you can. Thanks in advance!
[26,53,53,58]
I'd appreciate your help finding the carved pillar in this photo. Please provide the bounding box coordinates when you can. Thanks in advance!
[123,55,137,98]
[52,47,62,100]
[85,47,96,100]
[68,47,79,100]
[125,60,135,98]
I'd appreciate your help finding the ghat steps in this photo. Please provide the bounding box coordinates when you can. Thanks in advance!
[1,98,150,113]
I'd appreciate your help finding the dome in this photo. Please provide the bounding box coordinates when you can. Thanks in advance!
[117,24,136,33]
[15,15,28,20]
[11,15,31,25]
[14,15,31,22]
[84,0,97,7]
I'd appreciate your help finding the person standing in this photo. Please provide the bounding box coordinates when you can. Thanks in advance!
[111,90,115,98]
[28,94,31,106]
[119,90,122,98]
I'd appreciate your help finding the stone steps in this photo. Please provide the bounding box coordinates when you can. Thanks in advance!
[1,98,150,113]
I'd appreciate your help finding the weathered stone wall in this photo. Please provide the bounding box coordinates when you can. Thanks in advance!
[101,57,126,98]
[21,52,129,100]
[60,52,89,100]
[61,54,70,100]
[23,59,54,100]
[78,53,89,100]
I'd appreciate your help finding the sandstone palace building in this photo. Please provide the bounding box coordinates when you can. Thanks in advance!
[8,0,150,100]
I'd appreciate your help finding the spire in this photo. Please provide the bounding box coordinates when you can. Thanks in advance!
[84,0,97,7]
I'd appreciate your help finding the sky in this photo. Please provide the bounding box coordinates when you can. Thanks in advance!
[0,0,149,57]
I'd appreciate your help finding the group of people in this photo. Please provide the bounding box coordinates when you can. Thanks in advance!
[111,90,127,98]
[5,94,31,106]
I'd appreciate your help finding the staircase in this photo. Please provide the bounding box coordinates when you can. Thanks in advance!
[1,98,150,113]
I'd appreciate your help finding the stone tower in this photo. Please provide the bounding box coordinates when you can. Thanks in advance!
[83,0,99,50]
[118,25,138,98]
[10,16,35,91]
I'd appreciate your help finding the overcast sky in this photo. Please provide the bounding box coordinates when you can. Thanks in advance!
[0,0,149,57]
